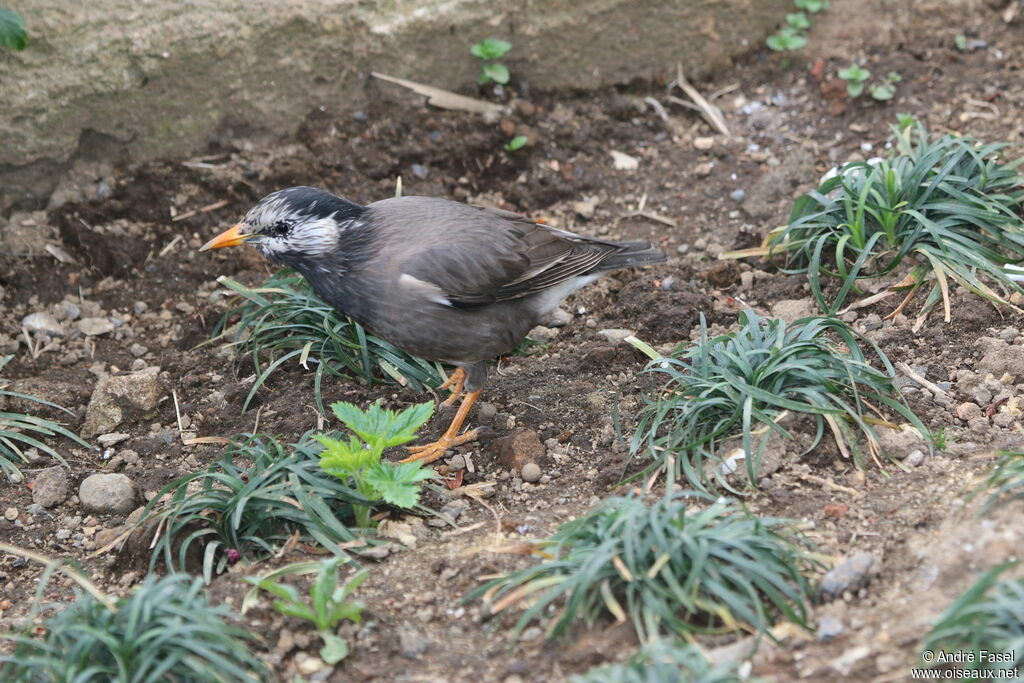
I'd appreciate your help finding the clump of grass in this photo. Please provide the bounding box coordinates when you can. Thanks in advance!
[473,494,816,643]
[922,562,1024,673]
[0,572,269,681]
[0,354,91,482]
[570,639,747,683]
[972,451,1024,514]
[728,122,1024,328]
[629,310,925,493]
[139,432,367,581]
[243,556,366,665]
[214,271,441,413]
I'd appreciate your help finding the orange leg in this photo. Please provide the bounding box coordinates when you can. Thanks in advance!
[437,368,466,408]
[401,390,483,465]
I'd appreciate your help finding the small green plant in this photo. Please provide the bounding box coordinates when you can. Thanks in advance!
[972,451,1024,514]
[140,433,366,580]
[570,639,747,683]
[0,355,92,482]
[896,112,919,130]
[470,37,512,85]
[838,63,871,97]
[932,426,953,451]
[869,71,902,101]
[317,400,436,528]
[504,135,528,152]
[214,271,442,414]
[955,34,969,52]
[767,26,807,52]
[473,493,816,642]
[730,122,1024,323]
[795,0,829,11]
[243,557,366,665]
[922,562,1024,674]
[629,310,925,492]
[0,8,26,51]
[786,11,811,30]
[0,572,269,681]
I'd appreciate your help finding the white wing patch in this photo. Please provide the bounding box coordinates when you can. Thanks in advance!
[399,273,453,307]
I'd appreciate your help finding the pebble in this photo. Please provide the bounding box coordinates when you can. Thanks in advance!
[862,314,883,331]
[521,463,541,483]
[129,343,148,357]
[296,656,325,675]
[410,164,428,180]
[905,450,925,467]
[821,553,875,598]
[446,454,466,470]
[573,197,598,219]
[32,466,69,508]
[498,429,545,471]
[4,507,17,521]
[519,626,543,642]
[77,317,115,336]
[729,189,747,203]
[22,312,64,337]
[54,301,80,321]
[596,328,634,344]
[79,473,138,514]
[693,136,715,150]
[527,325,559,343]
[694,162,713,177]
[998,328,1019,343]
[817,617,844,641]
[399,628,430,659]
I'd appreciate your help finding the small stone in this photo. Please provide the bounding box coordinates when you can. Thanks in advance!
[905,450,925,467]
[410,163,428,180]
[53,301,81,321]
[771,299,817,323]
[79,473,138,514]
[4,507,18,521]
[97,433,130,446]
[998,328,1020,343]
[498,429,545,471]
[955,402,982,421]
[694,162,713,176]
[729,189,747,203]
[82,367,164,436]
[817,617,844,641]
[596,328,634,344]
[573,196,598,219]
[22,312,64,337]
[519,626,543,642]
[77,317,115,336]
[821,553,875,597]
[296,656,325,675]
[32,466,69,508]
[477,402,497,419]
[55,528,72,541]
[610,150,639,171]
[527,325,559,343]
[446,454,466,470]
[129,343,148,357]
[862,314,883,331]
[521,463,541,483]
[399,628,430,659]
[660,275,675,290]
[693,136,714,150]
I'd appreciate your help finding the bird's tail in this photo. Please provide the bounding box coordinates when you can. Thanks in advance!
[595,240,667,271]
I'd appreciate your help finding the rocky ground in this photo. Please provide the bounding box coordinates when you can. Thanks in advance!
[3,1,1024,680]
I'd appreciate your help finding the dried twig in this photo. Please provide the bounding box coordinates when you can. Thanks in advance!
[670,63,731,137]
[895,362,947,397]
[171,199,230,223]
[371,72,503,116]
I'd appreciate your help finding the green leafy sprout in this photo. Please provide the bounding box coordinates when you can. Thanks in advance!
[570,639,748,683]
[734,122,1024,325]
[0,355,92,482]
[470,37,512,85]
[838,64,871,98]
[504,135,528,152]
[213,271,442,414]
[138,432,366,581]
[786,12,811,30]
[317,400,437,528]
[243,556,366,665]
[473,494,816,643]
[922,562,1024,674]
[0,573,269,682]
[869,71,902,101]
[628,310,926,493]
[795,0,829,11]
[767,26,807,52]
[0,7,26,51]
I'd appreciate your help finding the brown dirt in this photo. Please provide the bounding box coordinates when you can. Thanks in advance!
[3,1,1024,680]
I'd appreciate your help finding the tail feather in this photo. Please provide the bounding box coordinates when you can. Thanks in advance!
[594,240,667,271]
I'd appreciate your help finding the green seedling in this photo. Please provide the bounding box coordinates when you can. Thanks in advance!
[0,7,26,51]
[470,38,512,85]
[317,400,436,528]
[786,12,811,30]
[795,0,829,11]
[504,135,528,152]
[243,557,366,665]
[767,26,807,52]
[869,71,902,101]
[838,63,871,97]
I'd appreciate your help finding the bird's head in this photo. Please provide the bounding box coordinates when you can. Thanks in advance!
[199,186,364,263]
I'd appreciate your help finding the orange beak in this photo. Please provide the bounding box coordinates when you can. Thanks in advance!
[199,223,253,251]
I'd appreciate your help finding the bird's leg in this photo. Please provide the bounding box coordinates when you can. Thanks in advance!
[437,368,466,408]
[401,390,483,465]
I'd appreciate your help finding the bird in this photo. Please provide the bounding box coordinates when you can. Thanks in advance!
[200,186,666,464]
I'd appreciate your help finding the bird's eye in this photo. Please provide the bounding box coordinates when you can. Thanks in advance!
[270,220,291,237]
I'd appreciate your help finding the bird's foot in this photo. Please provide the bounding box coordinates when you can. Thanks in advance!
[400,427,485,465]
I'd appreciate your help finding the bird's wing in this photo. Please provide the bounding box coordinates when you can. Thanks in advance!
[378,199,623,308]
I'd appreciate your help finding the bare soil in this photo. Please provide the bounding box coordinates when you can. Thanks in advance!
[3,2,1024,680]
